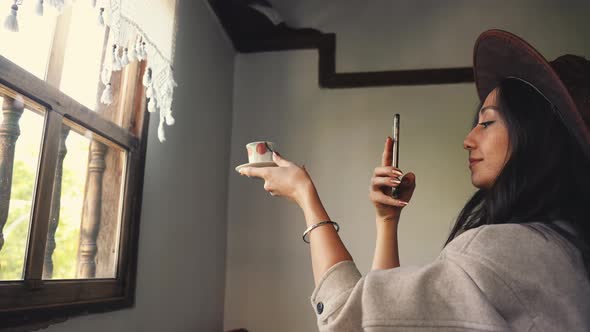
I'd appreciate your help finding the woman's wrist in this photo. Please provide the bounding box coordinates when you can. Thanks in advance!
[294,172,315,205]
[373,216,400,270]
[376,215,400,228]
[298,182,331,227]
[375,218,399,231]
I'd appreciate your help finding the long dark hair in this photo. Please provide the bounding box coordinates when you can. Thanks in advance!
[445,77,590,276]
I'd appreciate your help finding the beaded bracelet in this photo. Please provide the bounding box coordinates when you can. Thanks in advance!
[302,221,340,244]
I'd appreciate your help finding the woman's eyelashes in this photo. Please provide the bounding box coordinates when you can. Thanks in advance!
[479,121,495,128]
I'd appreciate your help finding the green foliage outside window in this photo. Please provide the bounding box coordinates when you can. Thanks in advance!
[0,119,88,280]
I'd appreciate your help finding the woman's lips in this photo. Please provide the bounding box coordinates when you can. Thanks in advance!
[469,159,482,168]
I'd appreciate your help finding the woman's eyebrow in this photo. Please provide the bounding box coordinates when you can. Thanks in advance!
[479,105,500,116]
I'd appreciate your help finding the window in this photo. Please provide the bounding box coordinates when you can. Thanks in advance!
[0,2,148,328]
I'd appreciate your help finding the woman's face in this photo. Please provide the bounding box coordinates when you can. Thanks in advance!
[463,88,511,190]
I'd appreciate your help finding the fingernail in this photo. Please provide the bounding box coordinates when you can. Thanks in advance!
[399,201,409,206]
[392,170,403,176]
[390,179,401,183]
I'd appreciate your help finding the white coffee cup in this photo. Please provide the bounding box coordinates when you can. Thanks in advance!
[246,141,277,164]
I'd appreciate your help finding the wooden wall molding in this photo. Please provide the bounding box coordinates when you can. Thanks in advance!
[208,1,475,88]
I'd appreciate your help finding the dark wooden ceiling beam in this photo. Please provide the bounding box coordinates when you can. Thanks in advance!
[207,1,474,88]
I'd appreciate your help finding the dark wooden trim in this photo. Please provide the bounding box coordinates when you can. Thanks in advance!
[24,111,63,282]
[0,56,139,150]
[207,1,475,87]
[118,103,149,308]
[0,298,131,330]
[0,279,123,310]
[324,67,475,88]
[113,62,149,308]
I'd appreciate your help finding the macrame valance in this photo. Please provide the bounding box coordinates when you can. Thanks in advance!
[4,0,179,142]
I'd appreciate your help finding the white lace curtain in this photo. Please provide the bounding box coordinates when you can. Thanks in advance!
[4,0,179,142]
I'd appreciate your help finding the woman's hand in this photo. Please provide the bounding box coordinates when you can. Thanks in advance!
[370,136,416,222]
[238,152,313,206]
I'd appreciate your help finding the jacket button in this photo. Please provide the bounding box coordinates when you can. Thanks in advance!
[316,302,324,315]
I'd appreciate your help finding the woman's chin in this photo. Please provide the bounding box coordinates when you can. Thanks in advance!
[470,176,491,190]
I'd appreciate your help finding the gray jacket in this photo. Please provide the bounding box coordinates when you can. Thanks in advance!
[310,222,590,331]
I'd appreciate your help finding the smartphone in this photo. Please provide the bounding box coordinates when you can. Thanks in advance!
[391,114,400,198]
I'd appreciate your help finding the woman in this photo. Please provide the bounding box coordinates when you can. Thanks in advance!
[238,29,590,331]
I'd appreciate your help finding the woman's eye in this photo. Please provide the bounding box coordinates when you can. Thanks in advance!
[479,121,495,128]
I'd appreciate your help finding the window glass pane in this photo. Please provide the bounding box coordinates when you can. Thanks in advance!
[59,1,107,110]
[0,3,57,80]
[59,5,139,132]
[0,3,140,133]
[0,91,45,281]
[43,120,126,280]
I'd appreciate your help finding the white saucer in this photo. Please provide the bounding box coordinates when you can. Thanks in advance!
[235,161,278,172]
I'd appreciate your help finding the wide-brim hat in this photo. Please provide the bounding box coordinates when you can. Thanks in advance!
[473,29,590,160]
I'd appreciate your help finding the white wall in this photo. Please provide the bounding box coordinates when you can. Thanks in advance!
[44,1,235,331]
[224,1,590,331]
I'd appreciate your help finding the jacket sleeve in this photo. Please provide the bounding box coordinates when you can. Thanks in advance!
[310,228,514,332]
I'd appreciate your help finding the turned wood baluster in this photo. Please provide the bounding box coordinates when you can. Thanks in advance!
[77,140,107,278]
[0,97,24,252]
[42,127,70,279]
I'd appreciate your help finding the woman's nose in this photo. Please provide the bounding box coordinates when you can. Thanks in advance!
[463,130,475,150]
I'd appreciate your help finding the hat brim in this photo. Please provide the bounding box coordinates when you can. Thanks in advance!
[473,29,590,158]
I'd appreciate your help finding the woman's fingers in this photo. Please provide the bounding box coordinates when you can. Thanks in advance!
[239,167,267,179]
[272,151,292,166]
[370,172,416,201]
[381,136,393,166]
[369,190,408,207]
[371,165,404,193]
[371,175,402,189]
[396,173,416,203]
[374,166,404,177]
[239,152,293,179]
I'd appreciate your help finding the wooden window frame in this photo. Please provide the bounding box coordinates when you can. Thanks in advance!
[0,7,149,329]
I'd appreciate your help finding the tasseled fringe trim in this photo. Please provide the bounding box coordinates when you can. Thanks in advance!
[4,1,178,143]
[36,0,44,16]
[120,48,129,67]
[142,67,152,87]
[97,7,104,26]
[147,95,157,113]
[111,44,122,71]
[135,38,143,61]
[145,85,154,98]
[47,0,65,12]
[4,3,18,32]
[144,67,157,113]
[140,42,147,59]
[100,83,113,105]
[165,112,175,126]
[101,66,112,85]
[157,115,166,142]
